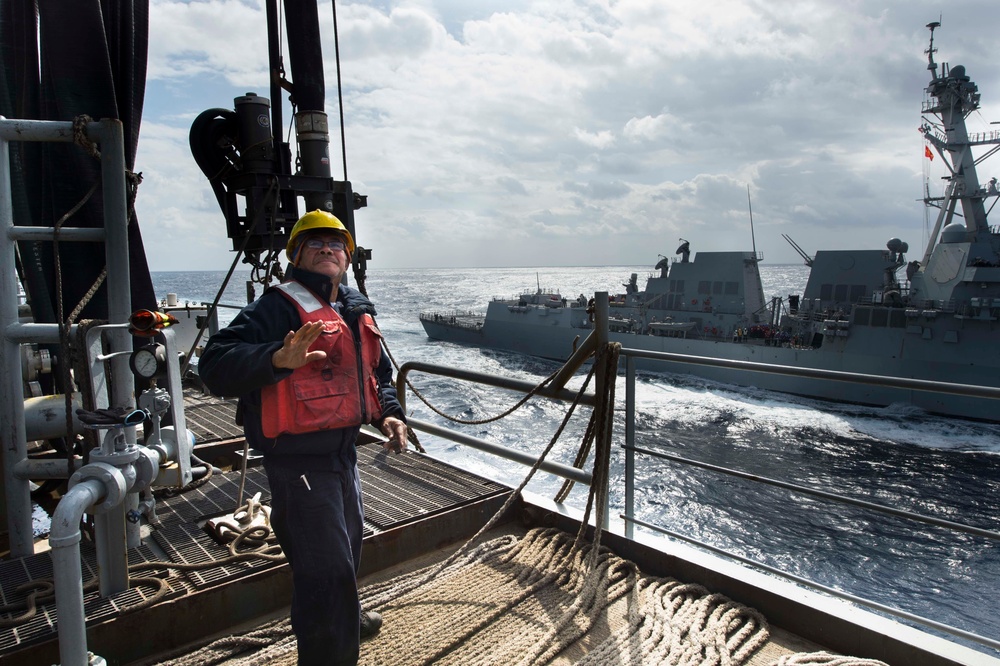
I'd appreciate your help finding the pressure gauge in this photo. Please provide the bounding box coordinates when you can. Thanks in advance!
[130,345,162,379]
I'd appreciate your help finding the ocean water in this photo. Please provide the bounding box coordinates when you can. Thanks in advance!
[152,264,1000,653]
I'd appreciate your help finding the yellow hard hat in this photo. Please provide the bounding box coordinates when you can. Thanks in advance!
[286,210,356,260]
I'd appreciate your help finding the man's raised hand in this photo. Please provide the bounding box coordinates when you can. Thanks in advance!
[272,321,328,369]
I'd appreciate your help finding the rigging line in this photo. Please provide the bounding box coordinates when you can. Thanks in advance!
[973,142,1000,165]
[380,352,605,607]
[330,0,349,180]
[55,120,104,477]
[382,336,567,426]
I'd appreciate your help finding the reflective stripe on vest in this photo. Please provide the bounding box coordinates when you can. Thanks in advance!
[260,282,384,438]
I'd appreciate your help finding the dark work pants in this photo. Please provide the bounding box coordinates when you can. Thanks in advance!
[265,463,364,666]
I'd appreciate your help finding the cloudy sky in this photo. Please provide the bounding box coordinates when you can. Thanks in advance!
[135,0,1000,271]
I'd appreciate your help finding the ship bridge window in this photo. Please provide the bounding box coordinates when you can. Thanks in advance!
[834,284,848,302]
[725,281,739,295]
[854,307,871,326]
[871,308,888,327]
[850,285,866,303]
[698,280,711,295]
[713,281,723,295]
[670,279,684,292]
[820,284,833,300]
[889,309,906,328]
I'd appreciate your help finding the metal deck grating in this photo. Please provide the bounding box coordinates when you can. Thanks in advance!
[152,522,268,589]
[152,471,272,527]
[0,442,509,657]
[0,542,183,653]
[182,390,244,443]
[358,443,508,530]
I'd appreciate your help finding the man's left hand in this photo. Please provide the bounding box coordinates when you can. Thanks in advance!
[379,416,408,454]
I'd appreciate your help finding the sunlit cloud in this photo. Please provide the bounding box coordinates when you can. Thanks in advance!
[136,0,1000,270]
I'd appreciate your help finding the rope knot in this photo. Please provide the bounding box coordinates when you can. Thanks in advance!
[71,114,101,159]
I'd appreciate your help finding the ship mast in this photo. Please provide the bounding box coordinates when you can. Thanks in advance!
[919,21,997,250]
[747,184,758,260]
[913,22,1000,311]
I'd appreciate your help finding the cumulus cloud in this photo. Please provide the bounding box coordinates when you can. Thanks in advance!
[136,0,1000,270]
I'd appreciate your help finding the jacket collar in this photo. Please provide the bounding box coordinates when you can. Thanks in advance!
[285,265,376,319]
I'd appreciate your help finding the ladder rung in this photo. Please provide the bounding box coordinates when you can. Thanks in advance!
[8,226,106,242]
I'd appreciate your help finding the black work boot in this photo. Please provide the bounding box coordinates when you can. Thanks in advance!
[360,610,382,639]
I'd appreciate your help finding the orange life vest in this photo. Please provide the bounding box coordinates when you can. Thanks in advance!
[261,281,384,438]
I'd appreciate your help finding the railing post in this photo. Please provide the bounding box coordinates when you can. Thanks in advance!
[625,355,635,539]
[593,292,611,530]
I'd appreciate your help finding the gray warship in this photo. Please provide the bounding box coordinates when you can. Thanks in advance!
[421,24,1000,423]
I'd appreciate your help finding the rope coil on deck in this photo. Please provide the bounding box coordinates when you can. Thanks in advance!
[161,527,771,666]
[771,654,890,666]
[358,527,770,666]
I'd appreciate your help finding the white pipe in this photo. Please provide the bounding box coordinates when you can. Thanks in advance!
[24,393,84,440]
[49,477,105,666]
[13,457,84,480]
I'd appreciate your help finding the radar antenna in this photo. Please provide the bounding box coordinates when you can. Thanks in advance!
[926,19,941,78]
[675,238,691,263]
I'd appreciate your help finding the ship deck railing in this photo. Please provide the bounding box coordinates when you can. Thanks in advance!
[418,310,485,331]
[395,338,1000,662]
[792,296,966,320]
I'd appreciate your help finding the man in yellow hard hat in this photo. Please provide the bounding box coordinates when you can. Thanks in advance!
[200,210,406,665]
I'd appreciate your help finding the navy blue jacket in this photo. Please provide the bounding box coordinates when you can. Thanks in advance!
[198,266,403,471]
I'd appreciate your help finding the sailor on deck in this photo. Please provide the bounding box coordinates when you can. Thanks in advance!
[199,210,407,666]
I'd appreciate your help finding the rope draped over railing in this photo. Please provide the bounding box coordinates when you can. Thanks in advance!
[379,334,612,490]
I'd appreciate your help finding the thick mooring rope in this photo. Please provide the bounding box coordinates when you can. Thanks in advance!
[354,527,769,666]
[770,653,889,666]
[165,527,769,666]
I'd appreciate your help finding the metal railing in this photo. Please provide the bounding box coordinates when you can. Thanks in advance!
[397,292,1000,656]
[617,346,1000,654]
[1,118,134,558]
[396,363,598,488]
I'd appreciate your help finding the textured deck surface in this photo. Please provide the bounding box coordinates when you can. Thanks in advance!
[0,414,509,658]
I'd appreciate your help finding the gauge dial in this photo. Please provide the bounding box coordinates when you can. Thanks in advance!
[130,346,160,379]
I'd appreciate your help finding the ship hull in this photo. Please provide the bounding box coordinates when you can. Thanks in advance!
[421,301,1000,422]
